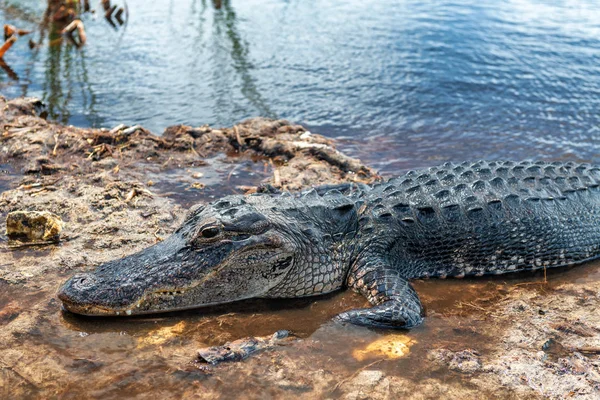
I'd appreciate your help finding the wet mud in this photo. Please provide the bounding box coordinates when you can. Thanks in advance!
[1,96,599,399]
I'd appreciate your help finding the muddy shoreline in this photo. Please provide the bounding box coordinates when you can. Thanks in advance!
[1,96,599,399]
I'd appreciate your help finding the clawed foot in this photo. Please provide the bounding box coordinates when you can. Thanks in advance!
[334,305,423,329]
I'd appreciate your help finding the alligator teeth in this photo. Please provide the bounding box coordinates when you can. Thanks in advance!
[126,310,132,315]
[157,290,185,296]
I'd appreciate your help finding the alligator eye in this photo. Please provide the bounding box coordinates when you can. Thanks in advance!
[201,227,220,239]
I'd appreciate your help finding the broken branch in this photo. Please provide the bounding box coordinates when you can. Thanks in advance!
[0,35,17,58]
[61,19,87,46]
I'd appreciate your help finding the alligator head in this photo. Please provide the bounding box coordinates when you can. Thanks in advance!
[58,190,359,316]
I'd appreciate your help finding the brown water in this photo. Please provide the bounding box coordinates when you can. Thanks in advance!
[2,243,599,398]
[147,155,269,208]
[0,163,16,193]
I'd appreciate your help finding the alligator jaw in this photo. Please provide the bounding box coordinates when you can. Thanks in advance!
[58,289,256,317]
[58,296,127,316]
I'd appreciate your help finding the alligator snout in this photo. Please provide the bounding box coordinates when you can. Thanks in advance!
[58,271,134,316]
[58,273,97,308]
[57,232,188,316]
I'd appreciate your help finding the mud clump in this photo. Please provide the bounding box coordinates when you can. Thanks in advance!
[163,118,377,191]
[0,96,377,192]
[5,210,63,243]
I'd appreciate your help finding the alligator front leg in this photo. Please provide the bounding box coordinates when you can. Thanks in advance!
[336,260,424,329]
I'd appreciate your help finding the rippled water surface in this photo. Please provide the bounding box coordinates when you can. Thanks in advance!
[2,0,600,172]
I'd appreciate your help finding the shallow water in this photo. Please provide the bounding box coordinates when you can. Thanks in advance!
[1,256,599,398]
[2,0,600,173]
[147,155,269,208]
[0,163,16,193]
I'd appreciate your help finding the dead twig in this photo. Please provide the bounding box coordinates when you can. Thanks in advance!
[0,58,19,82]
[227,164,239,182]
[544,265,547,283]
[234,125,244,147]
[29,187,58,195]
[61,19,86,46]
[16,182,42,190]
[122,125,141,135]
[4,24,31,40]
[572,346,600,354]
[109,124,126,134]
[115,7,125,25]
[0,35,17,58]
[102,0,112,11]
[87,143,114,159]
[8,240,60,249]
[106,5,118,20]
[52,133,60,156]
[456,301,487,312]
[514,281,549,287]
[124,188,154,203]
[269,159,281,187]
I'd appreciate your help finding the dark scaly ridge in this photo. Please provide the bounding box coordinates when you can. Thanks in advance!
[358,161,600,279]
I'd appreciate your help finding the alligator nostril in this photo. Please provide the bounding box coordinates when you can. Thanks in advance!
[71,273,96,291]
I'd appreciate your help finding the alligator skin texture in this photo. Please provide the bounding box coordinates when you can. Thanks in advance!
[332,160,600,328]
[58,161,600,329]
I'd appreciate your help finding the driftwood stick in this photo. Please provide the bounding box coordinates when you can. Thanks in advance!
[0,35,17,58]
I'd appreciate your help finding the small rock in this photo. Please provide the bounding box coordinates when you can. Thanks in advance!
[196,330,292,365]
[352,370,384,388]
[341,370,387,398]
[447,350,483,373]
[6,210,64,242]
[0,301,21,324]
[299,131,312,140]
[428,348,483,373]
[93,158,119,170]
[137,321,186,348]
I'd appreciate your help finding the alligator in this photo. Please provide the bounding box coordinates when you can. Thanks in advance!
[58,160,600,329]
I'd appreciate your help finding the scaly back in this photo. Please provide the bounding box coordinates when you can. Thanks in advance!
[356,161,600,278]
